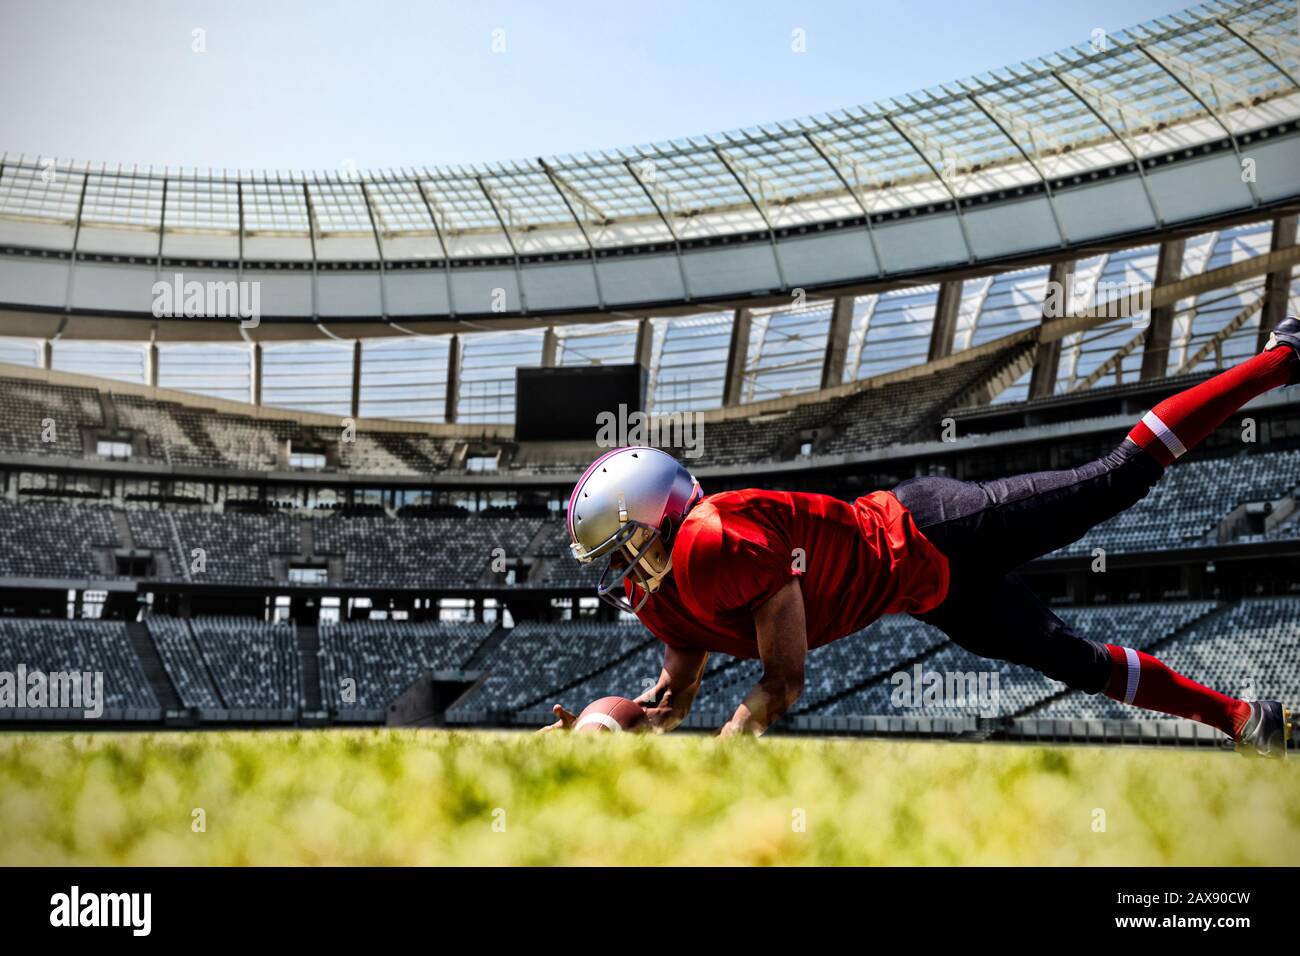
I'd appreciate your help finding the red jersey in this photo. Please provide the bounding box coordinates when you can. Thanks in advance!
[631,489,949,659]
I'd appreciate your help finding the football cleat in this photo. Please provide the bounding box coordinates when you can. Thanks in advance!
[1233,700,1292,759]
[567,446,703,614]
[1263,314,1300,385]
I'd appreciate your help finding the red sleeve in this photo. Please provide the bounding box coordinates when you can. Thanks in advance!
[673,497,793,618]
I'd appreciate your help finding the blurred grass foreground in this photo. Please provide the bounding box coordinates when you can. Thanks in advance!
[0,729,1296,866]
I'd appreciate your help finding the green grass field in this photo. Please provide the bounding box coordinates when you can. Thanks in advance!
[0,729,1295,866]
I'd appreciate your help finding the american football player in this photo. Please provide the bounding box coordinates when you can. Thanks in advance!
[541,317,1300,757]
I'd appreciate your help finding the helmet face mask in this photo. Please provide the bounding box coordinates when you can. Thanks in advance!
[595,522,669,613]
[566,447,701,615]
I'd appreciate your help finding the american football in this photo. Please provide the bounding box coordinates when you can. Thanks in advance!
[0,0,1297,926]
[573,696,647,733]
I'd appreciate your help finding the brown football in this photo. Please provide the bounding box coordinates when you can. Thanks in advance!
[574,696,647,733]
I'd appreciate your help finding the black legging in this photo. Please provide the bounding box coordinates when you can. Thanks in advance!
[890,439,1164,693]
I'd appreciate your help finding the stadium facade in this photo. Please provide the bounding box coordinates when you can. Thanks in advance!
[0,0,1297,745]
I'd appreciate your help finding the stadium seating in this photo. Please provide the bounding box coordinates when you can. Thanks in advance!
[0,379,103,458]
[0,596,1284,732]
[0,501,120,579]
[187,616,303,711]
[129,510,299,584]
[0,341,1031,478]
[687,657,765,721]
[807,603,1215,719]
[0,618,157,709]
[796,617,951,714]
[0,352,1297,737]
[114,395,231,468]
[318,619,493,712]
[555,639,666,708]
[1054,452,1300,556]
[315,513,542,588]
[1263,511,1300,541]
[522,516,604,588]
[446,620,651,720]
[146,615,224,709]
[817,342,1034,457]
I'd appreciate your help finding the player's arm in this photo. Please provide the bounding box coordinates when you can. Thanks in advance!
[634,645,708,733]
[720,578,806,737]
[538,643,707,734]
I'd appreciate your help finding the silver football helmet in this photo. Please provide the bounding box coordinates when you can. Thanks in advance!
[567,446,702,613]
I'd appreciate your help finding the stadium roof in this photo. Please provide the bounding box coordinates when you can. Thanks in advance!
[2,0,1297,261]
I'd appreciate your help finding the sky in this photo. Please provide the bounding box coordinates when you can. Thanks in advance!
[0,0,1198,172]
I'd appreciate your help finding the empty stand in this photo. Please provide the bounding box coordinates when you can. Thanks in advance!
[810,603,1215,718]
[146,615,224,709]
[318,619,492,712]
[447,620,651,720]
[316,514,541,588]
[0,342,1037,478]
[187,616,303,711]
[0,618,157,710]
[0,501,120,579]
[129,510,298,584]
[1054,451,1300,556]
[0,379,102,458]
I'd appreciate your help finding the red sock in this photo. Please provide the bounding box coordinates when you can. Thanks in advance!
[1126,348,1294,466]
[1104,645,1251,737]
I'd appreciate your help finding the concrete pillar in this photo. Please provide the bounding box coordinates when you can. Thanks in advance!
[541,326,558,367]
[927,280,963,362]
[722,307,753,407]
[1029,259,1076,400]
[1139,237,1186,380]
[820,295,855,389]
[444,333,460,424]
[350,340,362,419]
[251,343,263,406]
[634,318,653,368]
[1258,214,1298,351]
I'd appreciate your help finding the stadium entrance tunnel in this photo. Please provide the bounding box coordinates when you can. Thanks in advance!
[386,670,484,728]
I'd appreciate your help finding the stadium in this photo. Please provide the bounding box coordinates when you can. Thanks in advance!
[1,0,1299,871]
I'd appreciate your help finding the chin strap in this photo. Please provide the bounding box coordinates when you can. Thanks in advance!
[641,548,672,593]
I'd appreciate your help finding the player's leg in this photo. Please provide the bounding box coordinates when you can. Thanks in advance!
[894,316,1300,574]
[917,574,1291,755]
[917,573,1110,693]
[892,442,1161,575]
[1126,316,1300,465]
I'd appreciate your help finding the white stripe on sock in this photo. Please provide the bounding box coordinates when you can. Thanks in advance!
[1123,647,1141,704]
[1141,411,1187,459]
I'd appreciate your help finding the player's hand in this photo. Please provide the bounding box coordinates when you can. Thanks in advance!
[717,719,748,737]
[637,688,676,731]
[537,704,578,733]
[633,682,665,709]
